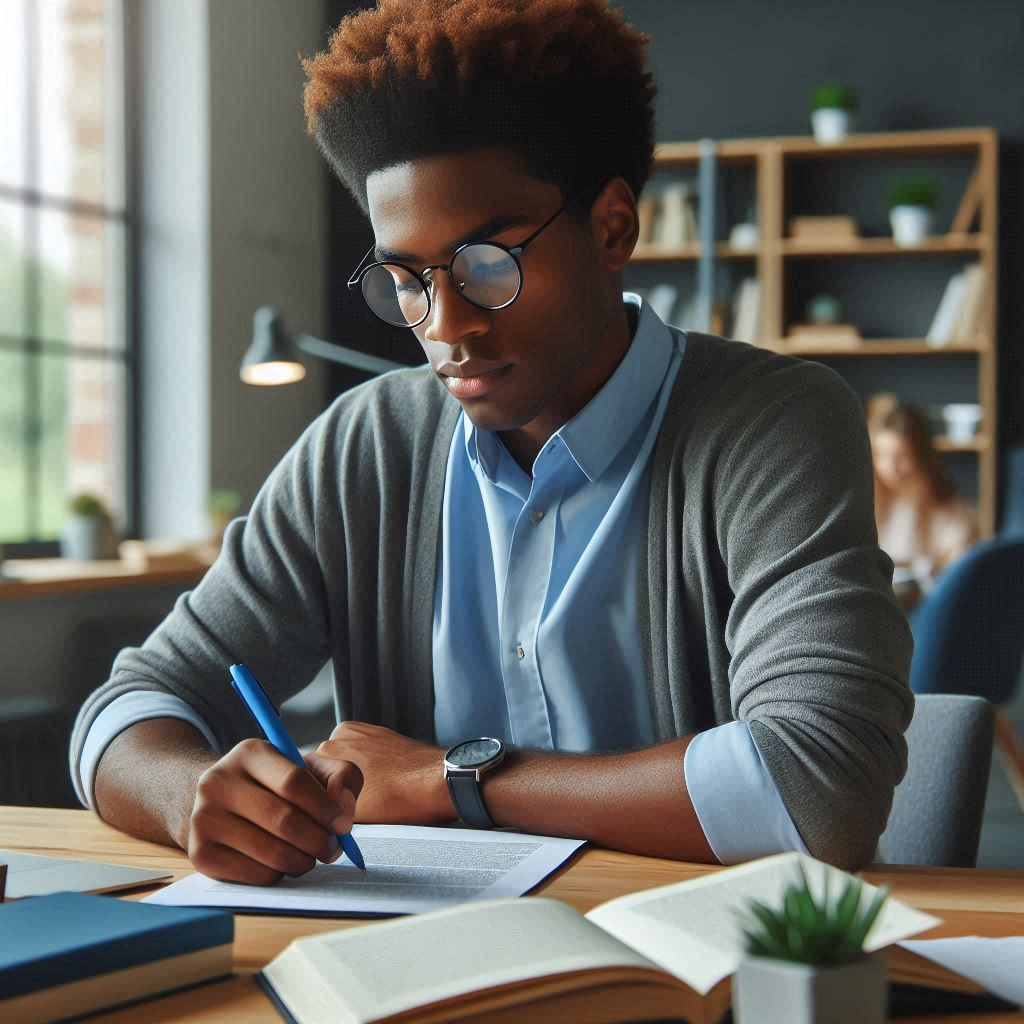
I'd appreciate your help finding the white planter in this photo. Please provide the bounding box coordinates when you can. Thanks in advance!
[60,514,119,560]
[890,205,933,246]
[942,403,983,443]
[733,953,886,1024]
[811,108,852,145]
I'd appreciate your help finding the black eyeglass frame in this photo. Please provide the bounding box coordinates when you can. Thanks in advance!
[347,198,573,329]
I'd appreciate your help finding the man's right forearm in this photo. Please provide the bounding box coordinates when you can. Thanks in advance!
[93,718,219,850]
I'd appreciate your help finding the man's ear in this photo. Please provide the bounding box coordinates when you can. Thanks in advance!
[589,177,639,272]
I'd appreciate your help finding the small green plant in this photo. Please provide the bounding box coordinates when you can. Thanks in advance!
[888,173,941,210]
[810,82,859,112]
[738,866,889,967]
[206,489,241,518]
[68,493,110,519]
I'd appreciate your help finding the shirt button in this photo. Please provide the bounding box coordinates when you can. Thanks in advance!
[515,643,525,660]
[531,509,545,524]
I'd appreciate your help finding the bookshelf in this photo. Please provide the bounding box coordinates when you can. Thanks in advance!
[628,128,999,534]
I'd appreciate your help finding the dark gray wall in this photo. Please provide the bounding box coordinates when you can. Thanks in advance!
[619,0,1024,464]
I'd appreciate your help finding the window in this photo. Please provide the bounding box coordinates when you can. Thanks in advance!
[1,0,131,554]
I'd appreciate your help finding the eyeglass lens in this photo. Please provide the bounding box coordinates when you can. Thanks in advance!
[360,243,521,327]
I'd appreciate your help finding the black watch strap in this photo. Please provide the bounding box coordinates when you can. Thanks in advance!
[446,772,495,829]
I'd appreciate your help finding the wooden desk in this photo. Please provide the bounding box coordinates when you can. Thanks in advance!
[3,807,1022,1023]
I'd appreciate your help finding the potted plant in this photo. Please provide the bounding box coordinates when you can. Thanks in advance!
[207,488,242,544]
[60,493,119,560]
[732,866,890,1024]
[810,83,859,144]
[888,173,940,247]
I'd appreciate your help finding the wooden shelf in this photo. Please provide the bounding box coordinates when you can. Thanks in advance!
[781,235,989,258]
[654,127,995,164]
[0,558,208,599]
[779,338,986,356]
[631,126,999,534]
[935,435,989,453]
[631,242,759,262]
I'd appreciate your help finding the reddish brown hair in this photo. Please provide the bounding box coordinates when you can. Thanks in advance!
[301,0,657,215]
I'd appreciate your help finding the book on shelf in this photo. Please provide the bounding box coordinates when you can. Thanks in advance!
[256,852,939,1024]
[0,891,233,1024]
[650,183,698,249]
[730,278,761,344]
[636,194,657,248]
[927,265,986,347]
[785,323,862,350]
[645,283,679,325]
[787,215,860,241]
[949,264,986,343]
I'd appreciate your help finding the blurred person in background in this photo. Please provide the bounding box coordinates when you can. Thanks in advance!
[867,395,979,608]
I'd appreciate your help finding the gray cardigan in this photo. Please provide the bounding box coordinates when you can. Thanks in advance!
[70,331,914,870]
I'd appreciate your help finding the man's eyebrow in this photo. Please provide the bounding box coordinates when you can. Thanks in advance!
[373,212,534,263]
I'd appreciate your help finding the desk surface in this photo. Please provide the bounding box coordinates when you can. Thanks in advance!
[3,807,1023,1023]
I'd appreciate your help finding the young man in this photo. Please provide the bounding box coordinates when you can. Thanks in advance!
[71,0,913,884]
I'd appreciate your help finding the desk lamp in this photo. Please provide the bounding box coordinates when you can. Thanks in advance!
[240,306,403,385]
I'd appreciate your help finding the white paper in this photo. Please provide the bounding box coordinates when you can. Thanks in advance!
[0,848,171,898]
[142,825,585,915]
[586,852,942,996]
[899,936,1024,1007]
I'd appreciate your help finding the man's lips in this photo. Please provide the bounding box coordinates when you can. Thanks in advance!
[437,362,512,400]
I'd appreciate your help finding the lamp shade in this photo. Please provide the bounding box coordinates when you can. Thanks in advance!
[240,307,306,386]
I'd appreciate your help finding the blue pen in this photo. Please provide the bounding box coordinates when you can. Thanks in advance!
[229,663,366,872]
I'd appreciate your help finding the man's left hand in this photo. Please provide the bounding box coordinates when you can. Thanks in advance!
[306,722,456,826]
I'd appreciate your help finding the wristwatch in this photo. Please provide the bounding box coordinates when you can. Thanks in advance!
[443,737,506,828]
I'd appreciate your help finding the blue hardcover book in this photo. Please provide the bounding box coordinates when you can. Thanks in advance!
[0,891,234,1023]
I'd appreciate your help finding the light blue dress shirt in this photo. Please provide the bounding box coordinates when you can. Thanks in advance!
[77,295,807,863]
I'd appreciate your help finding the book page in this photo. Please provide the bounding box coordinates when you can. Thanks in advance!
[586,852,942,995]
[143,825,584,915]
[899,937,1024,1006]
[263,897,663,1024]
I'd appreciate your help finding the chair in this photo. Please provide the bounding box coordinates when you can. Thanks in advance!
[908,535,1024,812]
[999,442,1024,538]
[877,694,995,867]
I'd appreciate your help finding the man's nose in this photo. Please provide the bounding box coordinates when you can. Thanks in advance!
[422,272,491,346]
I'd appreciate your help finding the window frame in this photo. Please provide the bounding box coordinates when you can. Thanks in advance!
[0,0,136,557]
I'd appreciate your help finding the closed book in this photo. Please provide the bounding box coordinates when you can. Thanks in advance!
[950,264,986,342]
[0,891,233,1024]
[926,272,967,346]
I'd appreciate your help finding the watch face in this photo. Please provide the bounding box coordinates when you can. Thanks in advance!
[447,737,503,768]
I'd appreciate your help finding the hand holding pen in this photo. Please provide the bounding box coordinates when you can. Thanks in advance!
[229,663,367,872]
[182,664,366,886]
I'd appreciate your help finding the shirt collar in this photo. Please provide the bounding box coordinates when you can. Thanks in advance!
[465,292,676,483]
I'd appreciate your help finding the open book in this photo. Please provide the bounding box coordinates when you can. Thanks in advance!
[257,853,940,1024]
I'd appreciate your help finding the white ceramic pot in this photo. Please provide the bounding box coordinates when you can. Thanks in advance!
[60,514,119,560]
[890,205,933,246]
[942,403,983,443]
[733,953,886,1024]
[811,108,852,145]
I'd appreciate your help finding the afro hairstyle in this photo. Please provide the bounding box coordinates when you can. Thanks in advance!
[301,0,658,217]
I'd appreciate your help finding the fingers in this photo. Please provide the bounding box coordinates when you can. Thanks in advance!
[238,738,352,834]
[190,806,320,882]
[188,739,355,884]
[305,751,364,826]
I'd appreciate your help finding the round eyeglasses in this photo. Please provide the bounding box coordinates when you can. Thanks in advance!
[347,200,571,329]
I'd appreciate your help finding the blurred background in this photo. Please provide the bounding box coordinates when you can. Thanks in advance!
[0,0,1021,865]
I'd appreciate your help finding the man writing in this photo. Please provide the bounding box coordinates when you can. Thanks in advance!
[71,0,913,883]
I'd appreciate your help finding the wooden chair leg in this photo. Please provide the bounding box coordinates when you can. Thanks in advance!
[995,709,1024,812]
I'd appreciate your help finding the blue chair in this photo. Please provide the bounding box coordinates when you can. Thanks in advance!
[909,535,1024,810]
[1000,443,1024,538]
